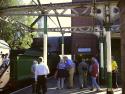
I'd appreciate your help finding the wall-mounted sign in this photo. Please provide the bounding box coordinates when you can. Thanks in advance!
[78,48,91,53]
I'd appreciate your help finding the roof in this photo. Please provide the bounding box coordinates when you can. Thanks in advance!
[0,40,10,49]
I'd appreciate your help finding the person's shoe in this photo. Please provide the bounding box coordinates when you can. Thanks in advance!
[67,86,73,89]
[80,87,83,89]
[90,88,94,91]
[113,85,119,89]
[96,89,102,92]
[61,88,64,89]
[56,87,60,90]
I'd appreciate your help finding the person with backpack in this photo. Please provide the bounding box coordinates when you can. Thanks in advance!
[78,58,88,89]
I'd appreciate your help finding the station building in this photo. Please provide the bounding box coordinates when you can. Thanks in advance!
[71,0,120,62]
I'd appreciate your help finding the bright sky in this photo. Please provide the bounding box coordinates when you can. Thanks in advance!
[22,0,72,36]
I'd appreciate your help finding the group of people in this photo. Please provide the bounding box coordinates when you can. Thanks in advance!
[1,53,10,66]
[54,55,119,92]
[0,53,10,73]
[54,56,100,91]
[31,55,119,94]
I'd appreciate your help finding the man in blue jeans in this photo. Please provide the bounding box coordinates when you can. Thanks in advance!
[90,57,101,92]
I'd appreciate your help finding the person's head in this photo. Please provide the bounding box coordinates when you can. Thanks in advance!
[63,56,68,61]
[38,57,43,64]
[33,60,38,65]
[1,54,4,59]
[91,57,96,63]
[5,53,8,58]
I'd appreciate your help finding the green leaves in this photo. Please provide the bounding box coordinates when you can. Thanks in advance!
[0,0,37,50]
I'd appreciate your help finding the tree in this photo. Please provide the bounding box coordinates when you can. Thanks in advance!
[0,0,37,49]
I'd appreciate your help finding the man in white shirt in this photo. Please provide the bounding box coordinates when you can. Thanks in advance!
[35,57,50,94]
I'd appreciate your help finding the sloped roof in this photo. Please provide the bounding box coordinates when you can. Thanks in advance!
[0,40,10,49]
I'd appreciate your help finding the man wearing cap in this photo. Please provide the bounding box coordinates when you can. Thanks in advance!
[35,57,50,94]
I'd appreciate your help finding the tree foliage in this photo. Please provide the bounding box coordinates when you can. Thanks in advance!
[0,0,37,50]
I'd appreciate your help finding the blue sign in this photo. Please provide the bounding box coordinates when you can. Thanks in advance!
[78,48,91,53]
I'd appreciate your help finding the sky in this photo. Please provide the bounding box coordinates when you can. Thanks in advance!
[21,0,72,36]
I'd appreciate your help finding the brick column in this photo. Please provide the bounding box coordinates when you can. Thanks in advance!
[119,0,125,93]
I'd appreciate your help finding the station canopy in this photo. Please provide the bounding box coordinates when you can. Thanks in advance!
[0,0,119,33]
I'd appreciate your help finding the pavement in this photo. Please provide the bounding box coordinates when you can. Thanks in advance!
[10,77,122,94]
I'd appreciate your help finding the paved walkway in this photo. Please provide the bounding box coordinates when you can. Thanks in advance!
[11,77,122,94]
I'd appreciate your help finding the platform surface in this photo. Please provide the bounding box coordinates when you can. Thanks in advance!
[10,77,122,94]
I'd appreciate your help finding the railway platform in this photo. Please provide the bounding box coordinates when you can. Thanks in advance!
[10,77,122,94]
